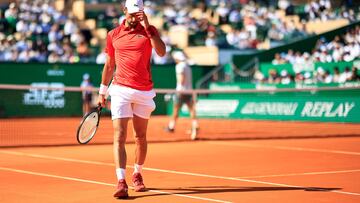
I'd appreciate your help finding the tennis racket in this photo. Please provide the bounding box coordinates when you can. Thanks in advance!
[76,105,102,144]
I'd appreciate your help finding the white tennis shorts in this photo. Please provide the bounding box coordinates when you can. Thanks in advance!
[109,85,156,120]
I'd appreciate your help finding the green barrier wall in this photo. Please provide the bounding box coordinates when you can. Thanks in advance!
[0,62,213,117]
[209,81,360,91]
[260,61,359,77]
[169,86,360,123]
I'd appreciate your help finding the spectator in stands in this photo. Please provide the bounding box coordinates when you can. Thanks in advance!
[228,7,242,28]
[272,53,286,65]
[105,5,118,19]
[48,51,60,63]
[350,67,360,81]
[339,66,352,83]
[80,73,93,116]
[70,30,84,46]
[323,70,333,83]
[0,10,9,33]
[226,27,240,48]
[267,69,281,84]
[64,17,78,38]
[4,3,17,32]
[285,49,295,64]
[216,2,230,24]
[205,31,217,47]
[333,67,341,83]
[166,51,198,140]
[76,40,91,61]
[280,70,292,84]
[315,67,325,83]
[253,68,265,83]
[48,24,63,42]
[294,72,305,83]
[96,49,107,64]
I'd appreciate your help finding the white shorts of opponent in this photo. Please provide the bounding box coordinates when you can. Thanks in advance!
[109,84,156,120]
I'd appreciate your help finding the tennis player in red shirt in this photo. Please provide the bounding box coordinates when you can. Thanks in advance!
[97,0,165,198]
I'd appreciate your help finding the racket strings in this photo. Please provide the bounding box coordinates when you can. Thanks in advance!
[78,112,99,142]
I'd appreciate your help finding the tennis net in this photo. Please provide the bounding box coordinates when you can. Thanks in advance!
[1,84,360,147]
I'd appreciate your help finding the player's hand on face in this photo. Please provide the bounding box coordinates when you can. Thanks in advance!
[136,11,149,28]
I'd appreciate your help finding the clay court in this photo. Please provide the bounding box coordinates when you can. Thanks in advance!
[0,116,360,202]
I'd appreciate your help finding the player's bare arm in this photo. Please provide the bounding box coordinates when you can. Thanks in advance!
[98,55,115,107]
[137,11,166,56]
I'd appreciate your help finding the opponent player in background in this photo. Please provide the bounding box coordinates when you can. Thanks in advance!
[166,51,198,140]
[97,0,165,198]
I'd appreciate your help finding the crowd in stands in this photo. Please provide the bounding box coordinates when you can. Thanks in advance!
[93,0,360,63]
[0,0,93,63]
[254,65,359,85]
[0,0,360,65]
[255,26,360,85]
[271,26,360,65]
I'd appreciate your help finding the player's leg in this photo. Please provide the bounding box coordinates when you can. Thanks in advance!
[113,118,130,169]
[111,93,133,198]
[131,91,156,192]
[131,115,148,192]
[132,115,148,166]
[112,117,130,198]
[186,96,198,140]
[167,94,182,132]
[82,102,86,116]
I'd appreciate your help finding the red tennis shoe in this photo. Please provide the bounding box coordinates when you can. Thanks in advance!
[113,179,129,198]
[132,173,146,192]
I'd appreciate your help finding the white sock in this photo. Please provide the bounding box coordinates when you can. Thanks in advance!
[116,168,126,180]
[133,164,143,174]
[192,120,198,129]
[168,120,175,129]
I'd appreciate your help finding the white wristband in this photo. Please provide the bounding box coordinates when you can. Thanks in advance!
[99,84,108,95]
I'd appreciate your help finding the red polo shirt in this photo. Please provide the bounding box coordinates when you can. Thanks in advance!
[105,20,159,90]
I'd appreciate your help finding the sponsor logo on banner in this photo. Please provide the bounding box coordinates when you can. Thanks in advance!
[47,66,65,76]
[293,61,315,73]
[241,102,298,116]
[23,83,65,108]
[181,100,239,116]
[301,102,355,117]
[47,69,65,76]
[209,83,241,90]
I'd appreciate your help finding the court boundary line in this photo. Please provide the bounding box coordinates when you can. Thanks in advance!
[237,169,360,179]
[206,141,360,156]
[1,150,359,196]
[0,166,231,203]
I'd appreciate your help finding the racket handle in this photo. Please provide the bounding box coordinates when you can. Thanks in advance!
[97,104,103,112]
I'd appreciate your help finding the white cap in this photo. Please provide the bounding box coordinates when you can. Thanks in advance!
[280,70,288,77]
[172,51,186,61]
[317,67,325,74]
[125,0,144,14]
[83,73,90,80]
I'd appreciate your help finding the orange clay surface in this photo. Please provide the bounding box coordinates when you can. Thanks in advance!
[0,116,360,202]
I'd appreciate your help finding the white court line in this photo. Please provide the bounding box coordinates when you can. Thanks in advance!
[206,141,360,156]
[0,166,231,203]
[237,169,360,179]
[0,150,359,196]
